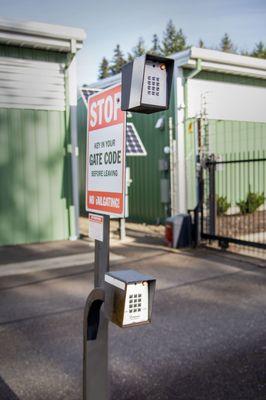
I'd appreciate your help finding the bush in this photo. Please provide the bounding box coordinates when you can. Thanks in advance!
[237,189,265,214]
[216,195,231,216]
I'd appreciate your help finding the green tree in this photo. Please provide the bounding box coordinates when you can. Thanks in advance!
[150,34,161,55]
[219,33,236,53]
[127,53,134,62]
[98,57,110,80]
[127,37,146,62]
[132,37,146,57]
[161,20,187,56]
[240,49,250,56]
[251,41,266,59]
[110,44,126,75]
[198,39,205,48]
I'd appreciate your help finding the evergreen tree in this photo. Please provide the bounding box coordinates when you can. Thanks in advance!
[127,53,134,62]
[161,20,187,56]
[150,34,161,55]
[176,28,187,51]
[127,38,145,62]
[198,39,205,48]
[219,33,236,53]
[132,37,146,57]
[240,49,250,56]
[110,44,126,75]
[251,41,266,59]
[98,57,110,80]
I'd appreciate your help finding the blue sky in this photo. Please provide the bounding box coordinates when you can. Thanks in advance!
[1,0,266,84]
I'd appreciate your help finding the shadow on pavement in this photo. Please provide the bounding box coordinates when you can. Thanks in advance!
[0,376,20,400]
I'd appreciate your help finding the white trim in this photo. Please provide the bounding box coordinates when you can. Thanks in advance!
[173,47,266,72]
[0,17,86,41]
[175,67,187,214]
[68,57,80,239]
[0,17,85,52]
[185,59,266,79]
[105,274,126,290]
[190,47,266,71]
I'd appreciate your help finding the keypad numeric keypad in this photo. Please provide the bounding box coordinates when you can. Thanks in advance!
[129,293,142,314]
[147,75,160,97]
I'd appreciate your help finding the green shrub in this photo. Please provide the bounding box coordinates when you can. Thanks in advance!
[237,188,265,214]
[216,195,231,216]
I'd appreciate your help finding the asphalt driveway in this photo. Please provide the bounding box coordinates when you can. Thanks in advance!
[0,237,265,400]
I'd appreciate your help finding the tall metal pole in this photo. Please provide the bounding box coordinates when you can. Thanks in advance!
[83,214,110,400]
[169,116,176,216]
[209,159,216,237]
[119,218,126,241]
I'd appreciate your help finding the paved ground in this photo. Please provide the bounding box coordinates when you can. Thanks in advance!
[0,234,265,400]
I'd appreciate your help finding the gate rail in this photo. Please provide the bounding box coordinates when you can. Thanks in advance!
[201,156,266,251]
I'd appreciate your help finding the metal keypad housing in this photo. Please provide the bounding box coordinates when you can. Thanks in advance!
[141,60,167,107]
[104,269,156,328]
[121,53,174,114]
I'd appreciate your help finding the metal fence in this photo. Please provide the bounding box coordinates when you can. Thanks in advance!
[201,153,266,256]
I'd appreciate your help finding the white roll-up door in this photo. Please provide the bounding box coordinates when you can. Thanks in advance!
[0,56,65,111]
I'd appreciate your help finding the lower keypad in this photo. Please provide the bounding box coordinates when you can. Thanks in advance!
[129,293,142,313]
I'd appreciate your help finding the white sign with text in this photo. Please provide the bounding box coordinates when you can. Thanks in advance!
[86,84,126,217]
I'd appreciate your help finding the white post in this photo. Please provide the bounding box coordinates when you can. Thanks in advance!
[169,116,177,216]
[175,67,187,214]
[68,56,80,240]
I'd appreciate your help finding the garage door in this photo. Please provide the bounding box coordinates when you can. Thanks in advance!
[0,56,65,111]
[0,55,70,245]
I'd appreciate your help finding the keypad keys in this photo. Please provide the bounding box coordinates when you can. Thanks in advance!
[147,75,161,96]
[128,292,143,314]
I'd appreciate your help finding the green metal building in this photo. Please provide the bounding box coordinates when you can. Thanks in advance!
[0,18,86,246]
[79,48,266,224]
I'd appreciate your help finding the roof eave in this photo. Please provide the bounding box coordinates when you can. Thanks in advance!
[88,73,122,89]
[0,17,86,52]
[171,47,266,79]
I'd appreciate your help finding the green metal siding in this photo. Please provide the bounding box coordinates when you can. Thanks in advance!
[0,45,72,245]
[209,120,266,205]
[78,96,88,216]
[191,70,266,88]
[127,105,173,224]
[0,43,67,63]
[185,118,266,210]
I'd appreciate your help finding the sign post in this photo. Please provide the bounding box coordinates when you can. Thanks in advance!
[84,84,126,400]
[83,215,109,400]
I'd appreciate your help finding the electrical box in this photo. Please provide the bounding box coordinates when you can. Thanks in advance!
[165,213,192,248]
[158,159,169,172]
[160,178,170,204]
[121,54,174,114]
[104,270,156,328]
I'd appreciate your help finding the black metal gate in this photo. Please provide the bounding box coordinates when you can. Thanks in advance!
[201,155,266,254]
